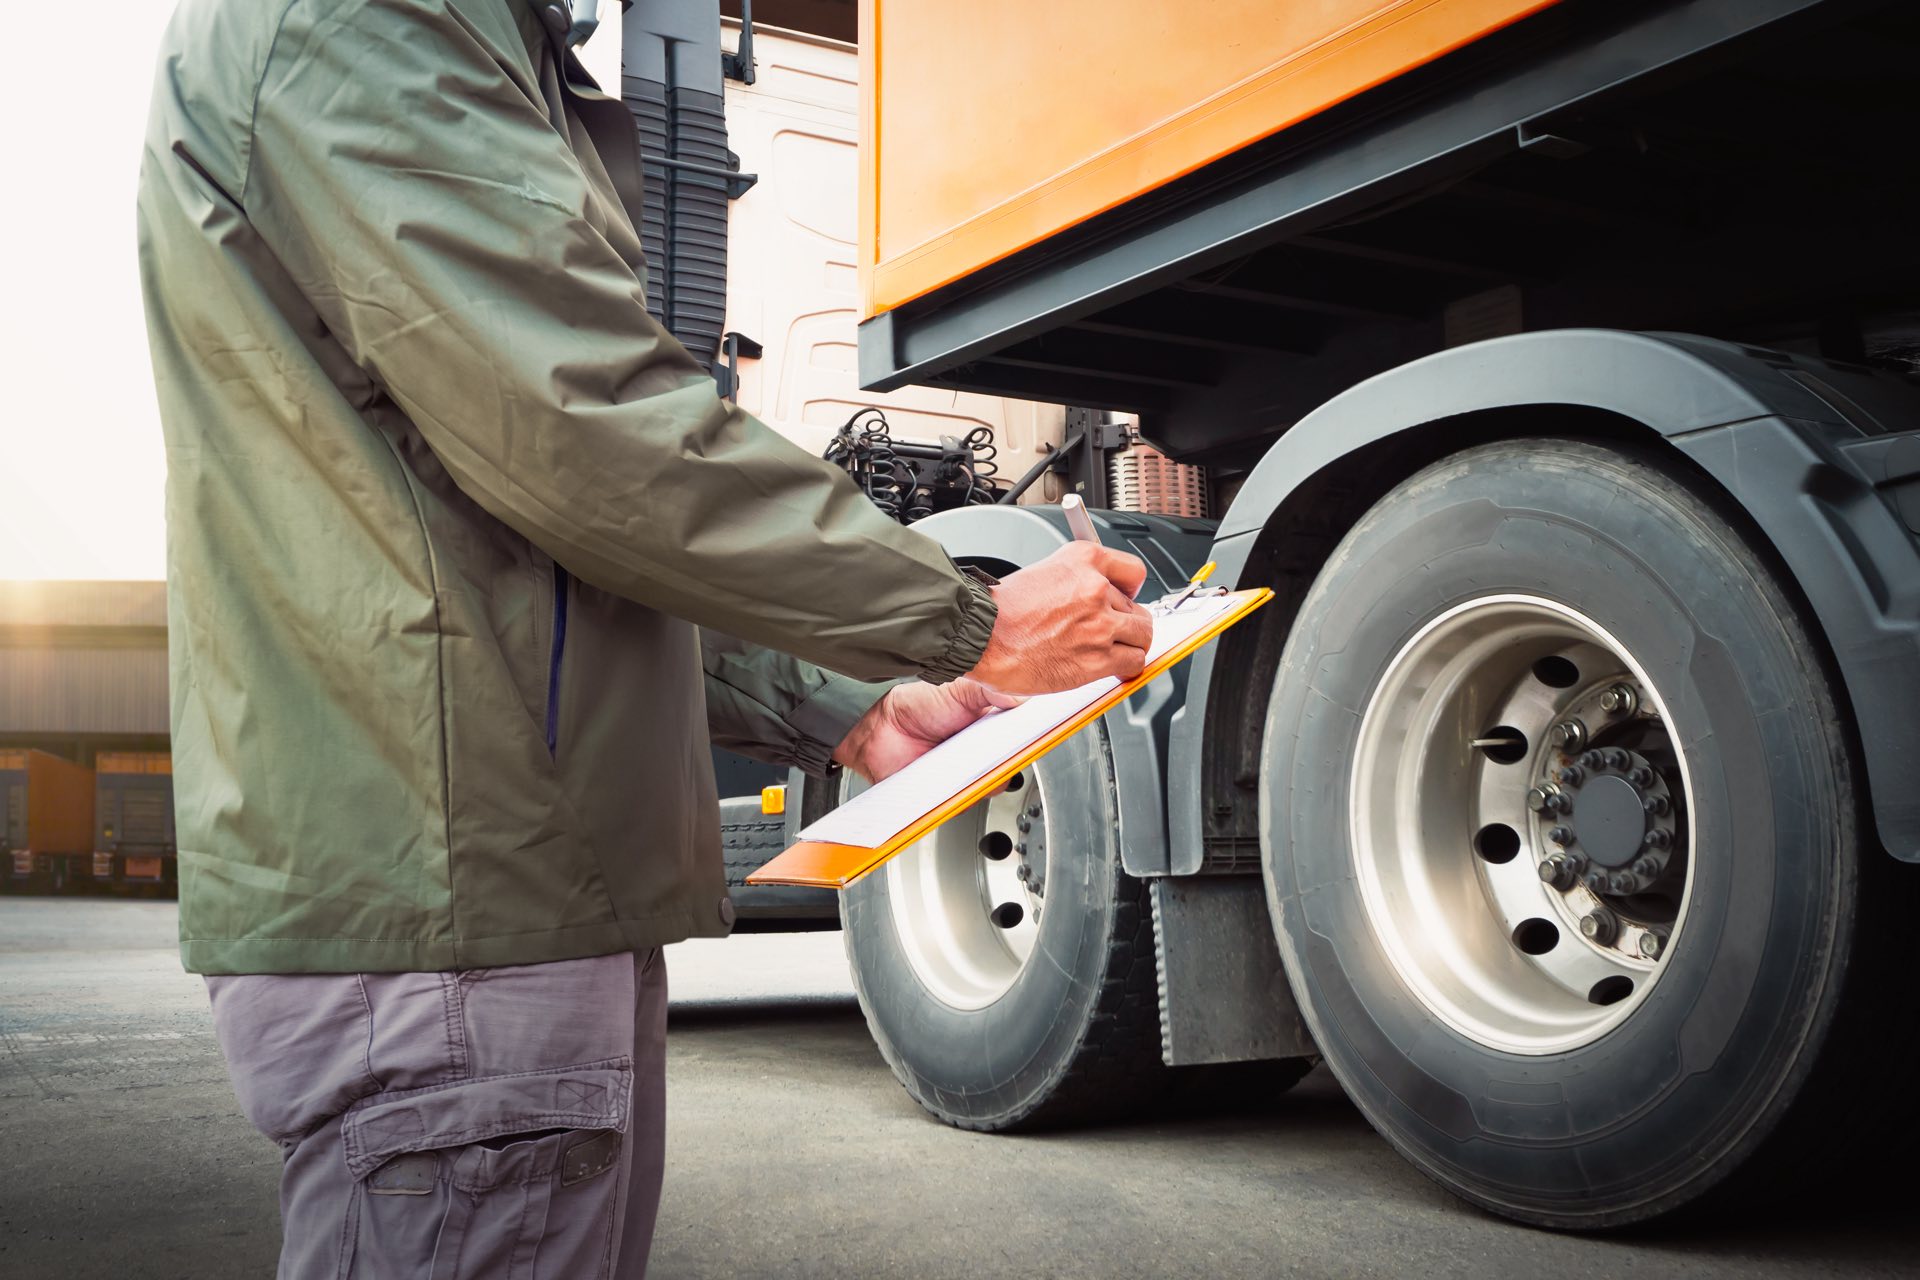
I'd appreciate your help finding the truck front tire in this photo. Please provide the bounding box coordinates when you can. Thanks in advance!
[1262,438,1918,1227]
[839,720,1166,1130]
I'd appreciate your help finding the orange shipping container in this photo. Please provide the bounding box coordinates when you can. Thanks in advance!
[0,750,96,856]
[95,751,172,776]
[859,0,1560,318]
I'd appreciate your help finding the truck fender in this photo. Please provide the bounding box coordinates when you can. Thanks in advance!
[908,504,1217,878]
[1169,328,1920,868]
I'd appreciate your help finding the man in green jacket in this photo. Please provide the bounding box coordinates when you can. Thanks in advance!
[139,0,1153,1274]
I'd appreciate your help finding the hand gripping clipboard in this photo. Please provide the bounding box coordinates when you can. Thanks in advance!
[746,587,1272,890]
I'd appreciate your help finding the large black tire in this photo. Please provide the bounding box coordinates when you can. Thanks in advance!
[1262,438,1919,1229]
[840,720,1166,1130]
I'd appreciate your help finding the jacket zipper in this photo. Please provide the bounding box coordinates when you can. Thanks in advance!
[545,564,571,755]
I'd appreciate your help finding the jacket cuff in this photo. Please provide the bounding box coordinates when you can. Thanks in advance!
[784,674,901,777]
[916,574,998,685]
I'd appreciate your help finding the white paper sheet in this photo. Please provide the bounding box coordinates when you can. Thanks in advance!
[798,594,1241,850]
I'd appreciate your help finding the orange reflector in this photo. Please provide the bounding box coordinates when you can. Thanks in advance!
[761,785,787,816]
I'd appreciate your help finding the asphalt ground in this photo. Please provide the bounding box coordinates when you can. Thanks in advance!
[1,898,1912,1279]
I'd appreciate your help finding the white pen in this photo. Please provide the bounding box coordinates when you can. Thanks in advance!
[1061,492,1099,544]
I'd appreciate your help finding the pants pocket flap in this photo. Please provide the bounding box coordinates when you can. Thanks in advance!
[340,1056,632,1181]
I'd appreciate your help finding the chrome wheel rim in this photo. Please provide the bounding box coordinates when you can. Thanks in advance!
[1349,594,1695,1056]
[874,770,1046,1011]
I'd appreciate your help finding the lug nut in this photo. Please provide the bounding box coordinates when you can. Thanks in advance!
[1580,908,1619,945]
[1026,804,1042,818]
[1633,857,1662,880]
[1643,794,1670,816]
[1526,787,1554,814]
[1556,765,1585,786]
[1548,720,1588,753]
[1605,748,1631,770]
[1582,869,1609,892]
[1639,931,1665,960]
[1016,816,1031,833]
[1548,826,1575,847]
[1538,855,1575,890]
[1609,871,1637,894]
[1579,750,1604,770]
[1598,684,1639,716]
[1643,829,1671,851]
[1016,863,1031,882]
[1627,766,1653,787]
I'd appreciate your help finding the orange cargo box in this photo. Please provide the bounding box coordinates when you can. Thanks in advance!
[0,750,96,855]
[860,0,1560,318]
[96,751,172,776]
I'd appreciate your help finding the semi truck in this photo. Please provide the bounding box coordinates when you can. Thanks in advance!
[610,0,1920,1230]
[91,751,176,893]
[2,750,96,892]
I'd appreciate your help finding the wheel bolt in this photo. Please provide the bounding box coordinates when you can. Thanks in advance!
[1643,794,1670,816]
[1605,748,1631,770]
[1556,765,1584,786]
[1634,857,1662,880]
[1015,864,1031,882]
[1526,787,1554,814]
[1016,816,1031,833]
[1582,870,1609,892]
[1609,871,1637,894]
[1026,803,1042,819]
[1548,826,1574,847]
[1598,684,1638,716]
[1639,931,1665,960]
[1643,829,1671,851]
[1627,766,1653,787]
[1538,855,1575,890]
[1548,720,1588,753]
[1580,908,1619,945]
[1579,750,1604,770]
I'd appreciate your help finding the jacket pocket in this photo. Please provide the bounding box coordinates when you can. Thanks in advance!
[340,1059,632,1280]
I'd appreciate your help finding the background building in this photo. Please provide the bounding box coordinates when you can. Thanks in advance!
[0,580,168,765]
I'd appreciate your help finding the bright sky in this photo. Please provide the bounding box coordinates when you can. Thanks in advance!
[0,3,624,583]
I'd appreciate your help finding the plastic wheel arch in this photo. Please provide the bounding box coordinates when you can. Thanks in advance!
[906,504,1219,880]
[1168,328,1920,871]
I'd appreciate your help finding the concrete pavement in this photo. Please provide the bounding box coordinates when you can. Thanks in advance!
[1,899,1911,1278]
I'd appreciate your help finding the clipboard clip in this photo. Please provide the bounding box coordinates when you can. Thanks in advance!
[1154,584,1229,613]
[1154,560,1225,613]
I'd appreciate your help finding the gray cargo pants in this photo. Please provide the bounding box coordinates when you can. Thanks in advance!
[207,949,666,1279]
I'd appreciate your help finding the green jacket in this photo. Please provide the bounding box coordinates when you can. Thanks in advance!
[138,0,996,975]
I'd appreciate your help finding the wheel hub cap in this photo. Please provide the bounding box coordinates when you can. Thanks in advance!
[881,770,1046,1011]
[1348,595,1696,1055]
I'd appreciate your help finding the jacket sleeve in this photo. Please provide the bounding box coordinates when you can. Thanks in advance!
[702,632,898,776]
[241,0,994,684]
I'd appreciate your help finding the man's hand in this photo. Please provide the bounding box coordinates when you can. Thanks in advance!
[834,678,1020,784]
[966,542,1154,695]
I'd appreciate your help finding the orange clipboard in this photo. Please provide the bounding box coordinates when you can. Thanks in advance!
[746,586,1272,890]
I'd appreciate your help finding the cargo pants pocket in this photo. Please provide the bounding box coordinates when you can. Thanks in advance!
[339,1057,633,1280]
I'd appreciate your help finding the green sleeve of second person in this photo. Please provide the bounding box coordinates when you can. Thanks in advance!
[701,632,900,777]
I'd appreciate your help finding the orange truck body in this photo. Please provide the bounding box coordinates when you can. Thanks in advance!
[2,750,96,881]
[858,0,1560,318]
